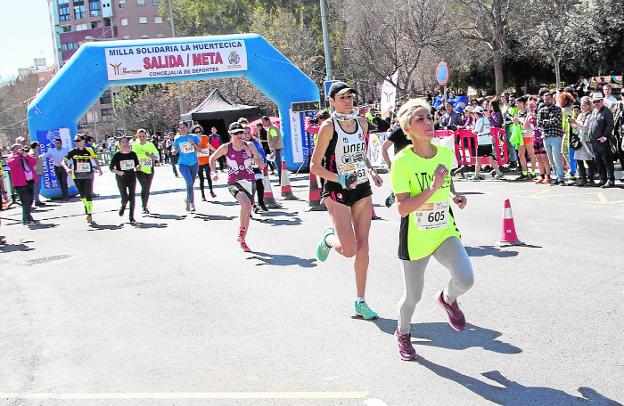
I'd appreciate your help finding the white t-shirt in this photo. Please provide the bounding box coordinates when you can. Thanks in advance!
[474,117,492,145]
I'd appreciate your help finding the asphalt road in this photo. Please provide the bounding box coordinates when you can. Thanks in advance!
[1,165,623,406]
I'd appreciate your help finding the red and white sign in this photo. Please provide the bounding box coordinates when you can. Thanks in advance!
[104,40,247,81]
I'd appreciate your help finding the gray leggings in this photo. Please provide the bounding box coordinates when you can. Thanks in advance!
[398,237,474,334]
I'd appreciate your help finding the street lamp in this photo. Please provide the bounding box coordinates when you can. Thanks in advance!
[320,0,333,81]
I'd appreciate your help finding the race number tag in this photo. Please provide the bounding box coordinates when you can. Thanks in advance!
[414,201,449,230]
[200,148,211,156]
[179,142,195,154]
[75,161,90,173]
[338,162,367,185]
[119,160,135,171]
[140,159,152,167]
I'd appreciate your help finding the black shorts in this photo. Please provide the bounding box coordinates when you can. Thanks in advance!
[477,144,494,157]
[228,180,255,202]
[321,181,372,207]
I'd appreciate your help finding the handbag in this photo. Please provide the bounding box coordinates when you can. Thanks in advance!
[569,130,582,150]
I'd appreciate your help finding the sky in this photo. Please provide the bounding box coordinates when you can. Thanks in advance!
[0,0,56,82]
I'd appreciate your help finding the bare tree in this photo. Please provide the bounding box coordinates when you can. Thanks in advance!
[342,0,450,95]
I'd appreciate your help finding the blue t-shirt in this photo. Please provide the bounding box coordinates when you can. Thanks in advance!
[173,134,200,166]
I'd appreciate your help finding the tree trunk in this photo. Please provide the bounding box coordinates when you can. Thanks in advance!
[493,52,504,96]
[554,56,561,89]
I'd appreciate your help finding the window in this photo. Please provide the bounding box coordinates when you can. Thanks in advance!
[121,18,128,26]
[154,16,162,24]
[75,23,89,31]
[60,25,72,32]
[100,91,112,104]
[137,0,145,6]
[118,0,126,8]
[122,35,130,39]
[101,108,113,122]
[59,5,70,21]
[58,0,69,4]
[151,0,159,5]
[74,5,85,19]
[156,33,164,38]
[61,42,77,51]
[141,34,149,39]
[89,1,100,17]
[139,16,148,24]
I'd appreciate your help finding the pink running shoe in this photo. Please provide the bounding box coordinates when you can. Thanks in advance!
[437,291,466,331]
[395,329,417,361]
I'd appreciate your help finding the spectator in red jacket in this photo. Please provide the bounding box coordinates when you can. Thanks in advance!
[6,143,38,224]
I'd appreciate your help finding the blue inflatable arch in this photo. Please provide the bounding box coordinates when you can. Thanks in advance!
[28,33,320,199]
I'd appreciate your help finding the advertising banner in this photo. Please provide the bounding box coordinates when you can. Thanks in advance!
[104,40,248,81]
[36,128,77,199]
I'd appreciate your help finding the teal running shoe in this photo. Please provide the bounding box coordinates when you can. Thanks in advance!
[316,227,335,262]
[355,301,378,320]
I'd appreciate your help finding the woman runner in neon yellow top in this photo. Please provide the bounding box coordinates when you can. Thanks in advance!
[390,99,475,361]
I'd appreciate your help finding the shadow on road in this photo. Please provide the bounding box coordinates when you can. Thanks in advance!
[465,246,519,257]
[146,213,186,220]
[207,200,239,207]
[193,213,236,221]
[130,221,168,229]
[247,250,317,268]
[417,357,621,405]
[0,243,34,252]
[87,222,124,231]
[373,319,522,354]
[27,222,58,230]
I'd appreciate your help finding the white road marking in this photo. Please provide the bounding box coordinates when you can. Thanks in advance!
[0,391,370,400]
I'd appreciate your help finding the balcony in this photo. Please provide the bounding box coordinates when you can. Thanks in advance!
[60,25,117,44]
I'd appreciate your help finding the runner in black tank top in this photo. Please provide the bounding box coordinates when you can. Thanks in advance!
[310,81,384,321]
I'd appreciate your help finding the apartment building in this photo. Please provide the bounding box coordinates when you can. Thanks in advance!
[47,0,173,127]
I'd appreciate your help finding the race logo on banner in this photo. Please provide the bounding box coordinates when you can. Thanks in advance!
[380,71,399,118]
[105,40,248,81]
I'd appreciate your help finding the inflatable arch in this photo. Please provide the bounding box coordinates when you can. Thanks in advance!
[27,33,320,199]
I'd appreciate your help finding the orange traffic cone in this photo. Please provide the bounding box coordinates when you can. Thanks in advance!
[262,167,281,209]
[497,199,524,246]
[280,161,297,200]
[305,171,326,211]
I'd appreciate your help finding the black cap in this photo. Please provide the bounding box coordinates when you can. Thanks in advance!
[328,81,356,99]
[228,122,244,134]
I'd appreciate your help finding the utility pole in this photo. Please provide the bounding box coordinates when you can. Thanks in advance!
[320,0,333,81]
[167,0,184,117]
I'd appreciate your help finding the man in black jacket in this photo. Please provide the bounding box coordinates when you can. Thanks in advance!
[588,93,615,188]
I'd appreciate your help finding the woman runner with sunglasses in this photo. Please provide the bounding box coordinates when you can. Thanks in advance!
[62,134,102,223]
[310,81,383,321]
[210,122,265,252]
[391,99,474,361]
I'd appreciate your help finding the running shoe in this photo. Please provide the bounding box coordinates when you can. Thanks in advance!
[86,214,93,224]
[513,174,529,181]
[201,196,207,202]
[395,329,417,361]
[437,291,466,331]
[185,199,190,212]
[190,203,196,213]
[354,300,379,320]
[316,227,335,262]
[240,241,250,252]
[129,218,136,224]
[118,205,125,217]
[494,172,505,180]
[211,191,217,198]
[385,193,396,208]
[142,207,150,214]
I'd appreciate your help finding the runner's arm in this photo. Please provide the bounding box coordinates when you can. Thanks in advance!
[395,164,448,217]
[381,139,393,170]
[247,143,265,169]
[209,144,228,173]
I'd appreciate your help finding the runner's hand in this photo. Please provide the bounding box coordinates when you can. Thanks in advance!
[371,172,383,187]
[212,173,219,181]
[98,169,103,176]
[453,194,467,209]
[431,164,448,190]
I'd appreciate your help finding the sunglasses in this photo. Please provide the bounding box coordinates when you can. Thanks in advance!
[193,130,202,133]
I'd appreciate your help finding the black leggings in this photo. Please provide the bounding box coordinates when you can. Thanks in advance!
[116,173,136,219]
[197,163,214,197]
[136,171,154,209]
[255,178,265,208]
[74,177,93,214]
[576,160,595,182]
